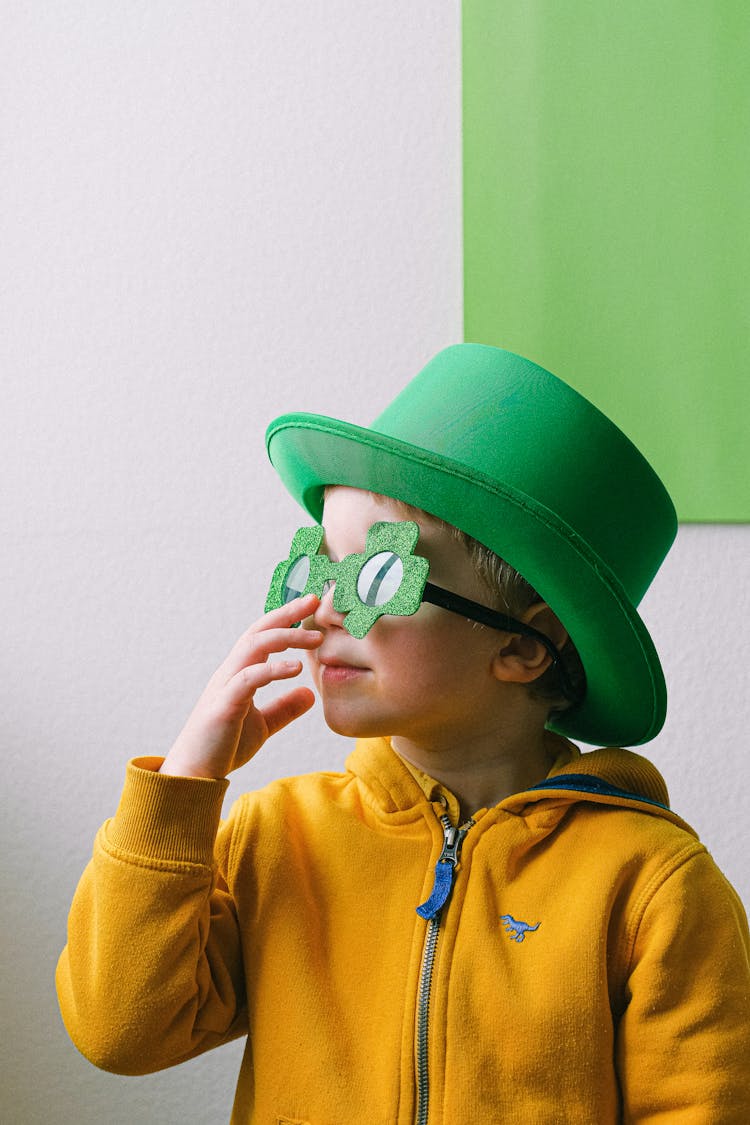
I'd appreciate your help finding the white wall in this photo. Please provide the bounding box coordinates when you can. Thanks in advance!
[640,523,750,893]
[2,5,462,1122]
[1,5,746,1124]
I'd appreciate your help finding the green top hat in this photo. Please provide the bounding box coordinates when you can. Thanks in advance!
[266,344,677,747]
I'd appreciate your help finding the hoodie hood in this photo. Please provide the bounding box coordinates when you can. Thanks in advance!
[348,736,696,838]
[503,741,696,836]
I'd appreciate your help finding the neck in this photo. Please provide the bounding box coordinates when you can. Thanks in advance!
[391,711,561,818]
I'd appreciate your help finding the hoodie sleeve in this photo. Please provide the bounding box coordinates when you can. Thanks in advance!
[55,759,247,1075]
[616,845,750,1122]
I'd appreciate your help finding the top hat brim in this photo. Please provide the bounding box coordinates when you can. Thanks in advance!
[266,412,667,748]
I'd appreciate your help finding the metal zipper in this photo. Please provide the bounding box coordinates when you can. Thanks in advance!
[415,914,440,1125]
[414,813,475,1125]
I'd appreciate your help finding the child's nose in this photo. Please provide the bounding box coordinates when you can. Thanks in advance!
[312,580,346,630]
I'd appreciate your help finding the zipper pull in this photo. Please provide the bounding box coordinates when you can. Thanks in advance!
[416,815,474,920]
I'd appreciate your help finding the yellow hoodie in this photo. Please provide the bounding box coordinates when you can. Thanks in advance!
[57,737,750,1123]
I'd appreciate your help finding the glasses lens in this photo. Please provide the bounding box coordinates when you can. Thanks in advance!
[281,555,311,603]
[356,552,404,607]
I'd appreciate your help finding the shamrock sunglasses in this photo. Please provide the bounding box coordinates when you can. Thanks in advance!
[266,520,578,703]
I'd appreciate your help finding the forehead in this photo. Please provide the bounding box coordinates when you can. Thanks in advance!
[322,485,409,519]
[321,486,480,591]
[321,487,434,547]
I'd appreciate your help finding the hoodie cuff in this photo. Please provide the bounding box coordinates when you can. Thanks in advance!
[104,757,230,868]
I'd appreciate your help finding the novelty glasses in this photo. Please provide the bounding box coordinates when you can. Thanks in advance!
[266,520,578,703]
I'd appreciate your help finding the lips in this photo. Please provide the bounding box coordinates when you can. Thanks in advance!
[317,654,368,684]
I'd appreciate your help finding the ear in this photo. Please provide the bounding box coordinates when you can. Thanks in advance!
[490,602,568,686]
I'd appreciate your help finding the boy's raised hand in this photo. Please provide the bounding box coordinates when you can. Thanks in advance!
[159,594,322,780]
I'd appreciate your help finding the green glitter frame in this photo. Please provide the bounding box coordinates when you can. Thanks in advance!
[265,520,430,638]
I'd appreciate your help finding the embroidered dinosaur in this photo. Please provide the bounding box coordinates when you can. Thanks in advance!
[500,914,540,942]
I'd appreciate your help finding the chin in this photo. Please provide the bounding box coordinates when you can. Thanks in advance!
[320,702,389,740]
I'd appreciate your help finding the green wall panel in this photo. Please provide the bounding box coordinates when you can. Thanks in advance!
[463,1,749,521]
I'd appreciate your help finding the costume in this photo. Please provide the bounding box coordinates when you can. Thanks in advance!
[57,344,750,1117]
[57,735,750,1123]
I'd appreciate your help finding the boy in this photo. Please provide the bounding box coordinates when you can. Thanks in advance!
[57,344,750,1122]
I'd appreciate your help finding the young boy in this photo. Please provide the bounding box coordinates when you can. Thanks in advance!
[57,344,750,1122]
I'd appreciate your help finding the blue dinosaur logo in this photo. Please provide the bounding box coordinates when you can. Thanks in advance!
[500,914,540,943]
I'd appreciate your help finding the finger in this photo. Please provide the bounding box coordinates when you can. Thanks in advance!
[220,657,307,715]
[220,592,321,658]
[254,593,321,632]
[259,685,316,738]
[216,623,323,685]
[201,595,322,694]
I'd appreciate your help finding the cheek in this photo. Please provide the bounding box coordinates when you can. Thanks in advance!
[415,618,499,680]
[383,618,484,682]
